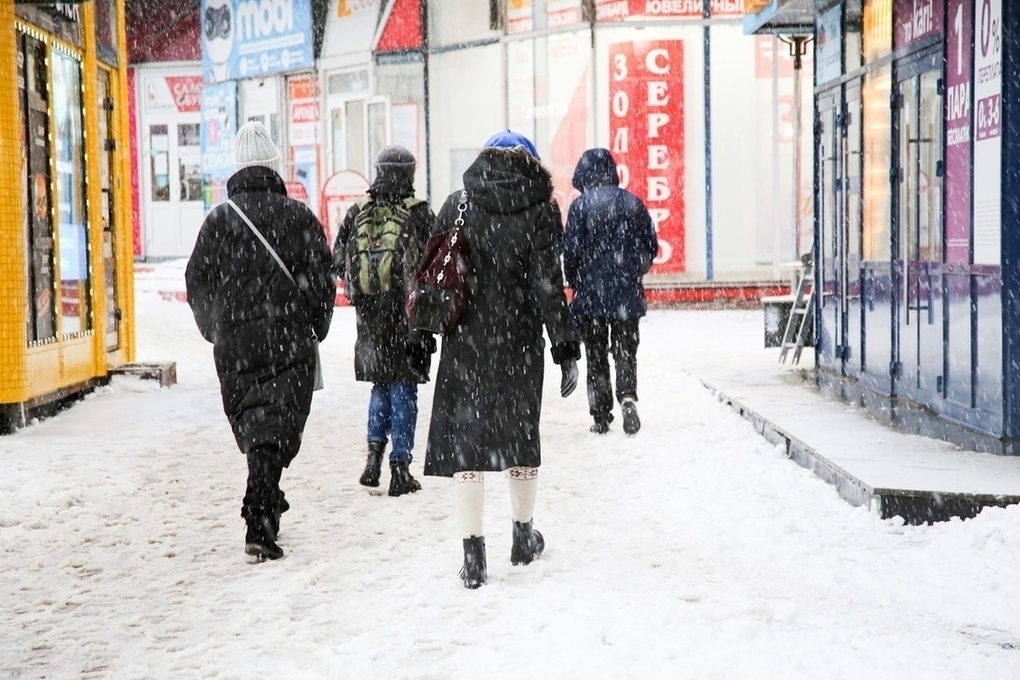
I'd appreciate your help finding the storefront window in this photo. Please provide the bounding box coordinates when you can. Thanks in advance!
[18,31,57,343]
[149,124,170,201]
[863,0,891,63]
[93,0,119,66]
[345,100,366,176]
[845,1,863,73]
[178,123,203,201]
[52,48,90,336]
[862,65,891,260]
[367,101,387,180]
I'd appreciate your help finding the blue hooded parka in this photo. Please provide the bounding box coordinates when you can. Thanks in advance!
[563,148,659,319]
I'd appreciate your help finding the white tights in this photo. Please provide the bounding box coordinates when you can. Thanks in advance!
[452,467,538,539]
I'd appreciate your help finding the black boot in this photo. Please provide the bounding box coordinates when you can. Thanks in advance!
[245,514,284,561]
[510,520,545,566]
[359,441,385,487]
[590,412,613,434]
[621,398,641,435]
[270,493,290,537]
[460,536,487,589]
[388,461,422,497]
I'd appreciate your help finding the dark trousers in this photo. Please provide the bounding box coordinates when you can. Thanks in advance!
[242,445,285,521]
[576,316,640,422]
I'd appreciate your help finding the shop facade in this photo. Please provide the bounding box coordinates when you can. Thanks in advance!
[1,1,135,430]
[746,0,1018,451]
[318,0,813,289]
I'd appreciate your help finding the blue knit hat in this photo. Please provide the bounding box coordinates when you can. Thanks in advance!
[484,130,539,159]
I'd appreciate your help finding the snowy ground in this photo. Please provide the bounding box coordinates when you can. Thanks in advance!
[3,260,1020,678]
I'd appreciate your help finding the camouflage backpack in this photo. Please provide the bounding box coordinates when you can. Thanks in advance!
[345,196,423,301]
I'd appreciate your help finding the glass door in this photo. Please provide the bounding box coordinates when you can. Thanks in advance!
[143,119,203,258]
[896,66,944,402]
[817,93,843,372]
[98,68,121,351]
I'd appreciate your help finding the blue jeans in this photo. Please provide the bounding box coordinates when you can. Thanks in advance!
[367,382,418,463]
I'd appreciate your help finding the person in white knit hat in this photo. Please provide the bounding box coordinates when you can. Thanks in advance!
[185,119,335,562]
[233,120,281,173]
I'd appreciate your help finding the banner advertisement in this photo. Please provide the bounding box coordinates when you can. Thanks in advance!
[200,81,238,209]
[608,41,685,273]
[972,0,1001,264]
[893,0,944,51]
[201,0,314,83]
[549,0,583,27]
[595,0,741,21]
[144,75,203,114]
[288,76,319,147]
[944,0,972,263]
[508,0,533,33]
[291,146,318,209]
[815,5,841,85]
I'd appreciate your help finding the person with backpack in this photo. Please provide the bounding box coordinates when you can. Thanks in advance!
[334,145,436,497]
[563,147,659,435]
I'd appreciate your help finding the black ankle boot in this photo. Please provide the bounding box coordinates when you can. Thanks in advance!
[510,520,545,566]
[245,514,284,561]
[460,536,487,589]
[360,441,385,487]
[388,461,421,497]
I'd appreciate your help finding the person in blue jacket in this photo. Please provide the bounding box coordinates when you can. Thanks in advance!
[563,147,658,435]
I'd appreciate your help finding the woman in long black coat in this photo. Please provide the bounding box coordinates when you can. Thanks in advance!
[185,122,334,561]
[422,131,580,588]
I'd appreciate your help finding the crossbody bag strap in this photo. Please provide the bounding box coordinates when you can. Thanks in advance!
[226,199,296,286]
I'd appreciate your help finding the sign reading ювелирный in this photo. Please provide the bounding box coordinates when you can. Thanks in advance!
[201,0,314,84]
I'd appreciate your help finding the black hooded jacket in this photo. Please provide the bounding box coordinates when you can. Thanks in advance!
[332,167,435,384]
[185,166,335,461]
[424,148,580,477]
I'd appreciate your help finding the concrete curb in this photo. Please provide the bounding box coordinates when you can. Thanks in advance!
[706,381,1020,524]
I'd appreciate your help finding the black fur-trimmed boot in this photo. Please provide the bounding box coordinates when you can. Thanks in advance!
[510,520,545,566]
[359,441,385,487]
[245,514,284,562]
[388,461,421,497]
[460,536,487,589]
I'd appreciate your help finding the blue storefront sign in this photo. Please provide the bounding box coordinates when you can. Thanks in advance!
[200,81,238,209]
[201,0,314,83]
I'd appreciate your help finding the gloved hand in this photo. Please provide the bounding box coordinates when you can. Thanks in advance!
[560,359,578,398]
[406,333,436,382]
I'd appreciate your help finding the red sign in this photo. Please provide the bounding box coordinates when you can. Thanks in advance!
[164,76,202,113]
[608,41,685,273]
[894,0,944,51]
[291,102,318,124]
[595,0,740,20]
[319,170,370,245]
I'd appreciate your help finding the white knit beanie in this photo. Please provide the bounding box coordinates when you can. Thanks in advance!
[233,121,281,173]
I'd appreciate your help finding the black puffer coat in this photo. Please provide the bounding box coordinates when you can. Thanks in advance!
[424,148,579,477]
[333,170,435,384]
[563,148,659,319]
[186,166,335,463]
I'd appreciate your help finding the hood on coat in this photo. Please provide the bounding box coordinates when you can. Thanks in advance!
[462,147,552,214]
[571,148,619,192]
[227,165,288,198]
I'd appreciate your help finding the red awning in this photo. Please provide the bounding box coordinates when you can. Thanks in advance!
[376,0,422,53]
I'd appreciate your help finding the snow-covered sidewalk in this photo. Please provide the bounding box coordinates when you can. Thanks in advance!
[2,260,1019,678]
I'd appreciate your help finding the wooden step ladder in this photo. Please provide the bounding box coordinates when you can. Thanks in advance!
[779,259,814,365]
